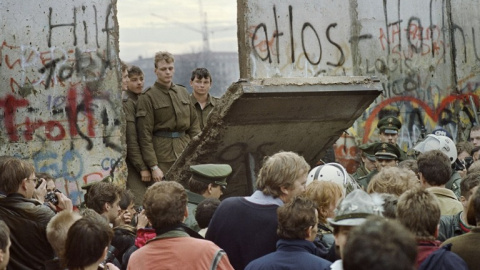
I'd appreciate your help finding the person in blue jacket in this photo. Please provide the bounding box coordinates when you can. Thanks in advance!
[245,196,331,270]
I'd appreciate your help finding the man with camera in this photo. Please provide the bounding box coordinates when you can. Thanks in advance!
[35,172,62,212]
[0,157,72,269]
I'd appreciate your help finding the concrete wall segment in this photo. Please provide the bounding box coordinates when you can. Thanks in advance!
[167,78,381,197]
[237,0,480,173]
[239,0,352,79]
[0,0,124,205]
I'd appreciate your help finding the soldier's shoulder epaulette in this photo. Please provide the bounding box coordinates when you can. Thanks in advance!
[176,84,186,88]
[357,175,367,181]
[358,170,376,181]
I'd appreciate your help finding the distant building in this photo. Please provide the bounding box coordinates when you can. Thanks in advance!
[129,51,239,97]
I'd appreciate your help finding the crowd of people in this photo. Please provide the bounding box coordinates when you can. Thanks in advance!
[0,50,480,269]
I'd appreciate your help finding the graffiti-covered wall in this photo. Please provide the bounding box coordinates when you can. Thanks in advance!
[0,0,124,204]
[238,0,480,172]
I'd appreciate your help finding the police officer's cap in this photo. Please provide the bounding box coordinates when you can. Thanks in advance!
[358,143,376,161]
[377,117,402,135]
[431,128,453,140]
[374,143,401,160]
[190,164,232,187]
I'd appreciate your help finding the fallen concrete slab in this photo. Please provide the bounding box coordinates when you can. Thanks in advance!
[167,76,381,198]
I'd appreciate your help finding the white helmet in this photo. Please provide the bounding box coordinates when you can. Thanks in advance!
[413,134,457,164]
[306,163,360,194]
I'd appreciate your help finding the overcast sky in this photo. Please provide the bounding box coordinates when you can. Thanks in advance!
[117,0,238,62]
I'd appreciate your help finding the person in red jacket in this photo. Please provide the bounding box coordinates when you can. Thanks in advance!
[127,181,234,270]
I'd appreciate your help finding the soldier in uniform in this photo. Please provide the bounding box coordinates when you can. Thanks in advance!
[136,51,201,181]
[352,143,376,181]
[377,116,407,161]
[189,68,219,130]
[184,164,232,231]
[358,142,401,189]
[123,65,152,205]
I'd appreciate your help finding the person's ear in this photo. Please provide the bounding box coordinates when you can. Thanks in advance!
[101,246,108,261]
[306,226,313,239]
[208,184,214,194]
[104,202,110,212]
[0,249,4,263]
[418,172,427,185]
[460,195,468,207]
[319,207,329,219]
[182,206,189,222]
[21,178,29,190]
[280,186,289,195]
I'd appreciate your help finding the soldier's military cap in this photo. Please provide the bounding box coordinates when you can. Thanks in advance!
[374,142,401,160]
[358,143,376,161]
[377,117,402,134]
[190,164,232,187]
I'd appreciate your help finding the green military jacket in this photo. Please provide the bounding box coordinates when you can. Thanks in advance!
[189,94,219,130]
[445,170,462,199]
[136,82,201,167]
[399,147,408,161]
[351,165,370,181]
[184,190,204,232]
[123,90,148,172]
[357,170,378,190]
